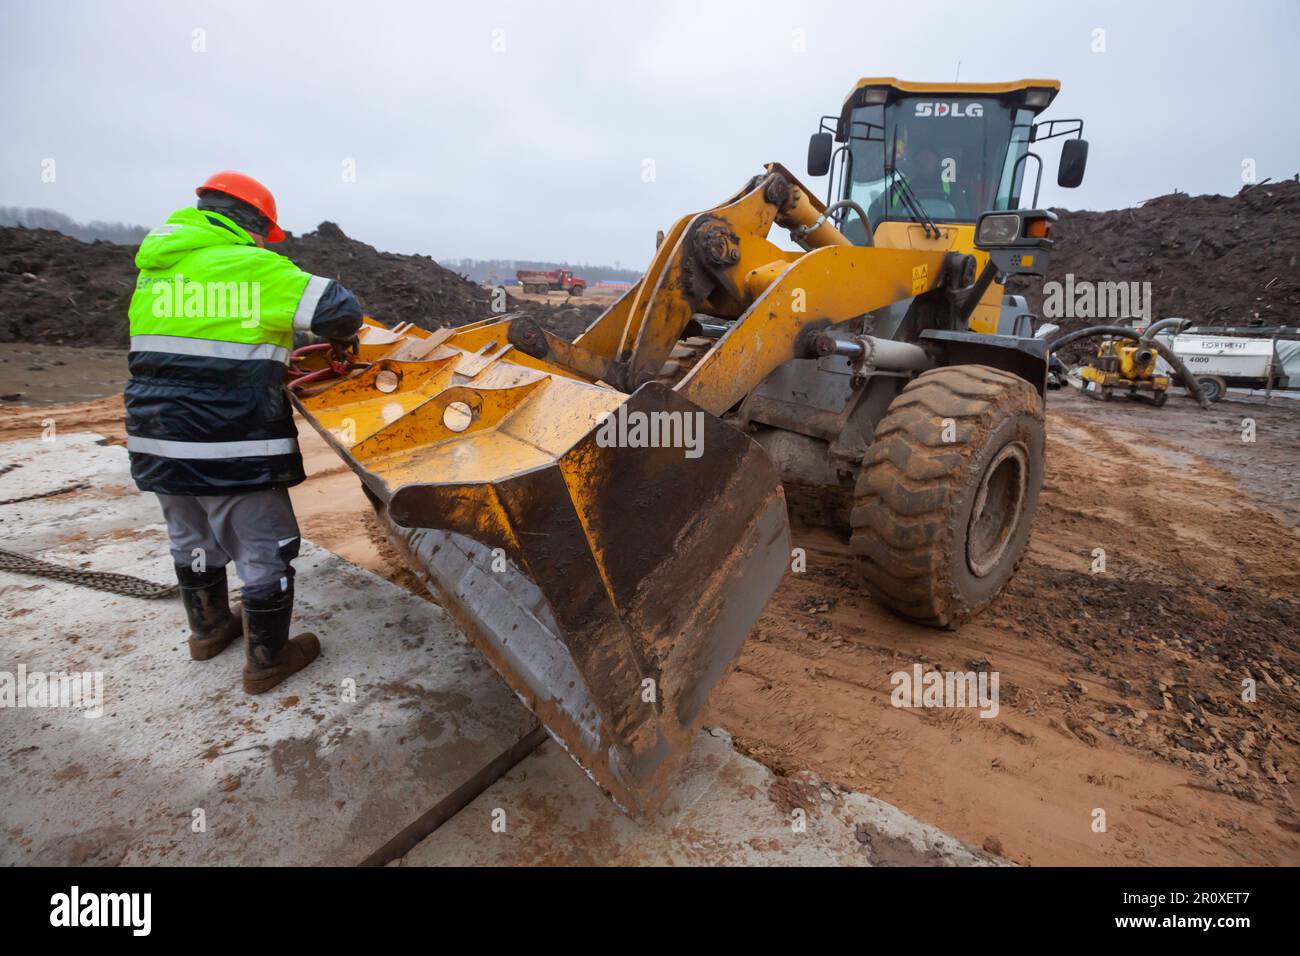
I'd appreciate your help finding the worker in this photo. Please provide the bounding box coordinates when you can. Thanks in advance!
[124,171,363,694]
[910,147,951,197]
[889,130,953,204]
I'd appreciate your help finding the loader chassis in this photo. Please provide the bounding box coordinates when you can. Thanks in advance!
[290,76,1081,813]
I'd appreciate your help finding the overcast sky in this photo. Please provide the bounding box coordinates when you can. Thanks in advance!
[2,0,1297,267]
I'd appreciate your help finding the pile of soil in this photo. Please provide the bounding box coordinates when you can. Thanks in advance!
[10,179,1294,351]
[1008,179,1300,336]
[0,220,600,347]
[0,228,137,346]
[278,222,496,327]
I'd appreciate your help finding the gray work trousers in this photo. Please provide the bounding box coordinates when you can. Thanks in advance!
[157,488,301,601]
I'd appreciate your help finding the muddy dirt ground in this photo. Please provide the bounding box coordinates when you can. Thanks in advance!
[718,388,1300,866]
[1,371,1297,867]
[0,343,128,404]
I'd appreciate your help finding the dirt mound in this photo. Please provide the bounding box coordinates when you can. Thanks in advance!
[1009,178,1300,336]
[0,227,137,346]
[15,179,1292,354]
[0,220,601,348]
[275,221,495,328]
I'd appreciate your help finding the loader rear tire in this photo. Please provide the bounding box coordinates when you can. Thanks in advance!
[849,365,1044,628]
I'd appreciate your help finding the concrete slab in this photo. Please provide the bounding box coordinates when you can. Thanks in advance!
[401,730,998,866]
[0,433,538,865]
[0,433,159,550]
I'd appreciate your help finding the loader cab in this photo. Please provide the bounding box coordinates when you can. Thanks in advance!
[808,78,1086,246]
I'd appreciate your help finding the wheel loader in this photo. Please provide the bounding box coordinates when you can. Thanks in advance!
[289,77,1089,814]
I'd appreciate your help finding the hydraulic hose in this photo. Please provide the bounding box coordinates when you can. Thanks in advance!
[288,342,368,394]
[1140,317,1192,342]
[1046,325,1211,409]
[795,200,874,247]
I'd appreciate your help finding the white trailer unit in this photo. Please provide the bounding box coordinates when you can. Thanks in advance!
[1167,334,1279,378]
[1154,329,1298,398]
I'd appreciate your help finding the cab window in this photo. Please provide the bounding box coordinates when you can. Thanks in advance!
[842,96,1024,238]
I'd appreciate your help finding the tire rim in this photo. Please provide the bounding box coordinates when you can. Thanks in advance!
[967,442,1029,578]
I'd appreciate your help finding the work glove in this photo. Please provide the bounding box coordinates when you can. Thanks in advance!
[327,334,360,362]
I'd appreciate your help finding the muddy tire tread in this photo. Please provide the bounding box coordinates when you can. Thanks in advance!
[850,365,1042,627]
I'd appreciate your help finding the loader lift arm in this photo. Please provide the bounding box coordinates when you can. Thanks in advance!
[514,163,981,412]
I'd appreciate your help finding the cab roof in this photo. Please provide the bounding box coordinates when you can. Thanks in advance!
[838,77,1061,136]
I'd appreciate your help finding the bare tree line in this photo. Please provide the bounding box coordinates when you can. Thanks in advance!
[0,206,148,245]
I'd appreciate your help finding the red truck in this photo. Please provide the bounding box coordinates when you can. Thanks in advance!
[516,268,587,296]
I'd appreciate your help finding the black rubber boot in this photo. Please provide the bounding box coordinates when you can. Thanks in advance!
[241,586,320,695]
[176,564,244,661]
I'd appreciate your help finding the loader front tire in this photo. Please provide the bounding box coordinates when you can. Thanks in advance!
[849,365,1045,628]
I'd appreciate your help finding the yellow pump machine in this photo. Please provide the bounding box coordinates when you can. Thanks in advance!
[291,78,1089,813]
[1079,337,1171,405]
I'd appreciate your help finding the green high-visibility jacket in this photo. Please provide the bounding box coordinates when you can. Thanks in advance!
[124,207,362,495]
[128,207,322,351]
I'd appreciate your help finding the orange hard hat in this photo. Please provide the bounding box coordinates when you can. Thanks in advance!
[195,170,285,242]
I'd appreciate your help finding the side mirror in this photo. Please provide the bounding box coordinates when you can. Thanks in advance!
[807,132,833,177]
[1058,138,1088,188]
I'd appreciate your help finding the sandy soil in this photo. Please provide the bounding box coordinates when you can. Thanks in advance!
[3,379,1297,867]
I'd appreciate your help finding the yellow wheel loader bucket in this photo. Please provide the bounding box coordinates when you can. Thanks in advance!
[290,155,975,812]
[292,318,790,814]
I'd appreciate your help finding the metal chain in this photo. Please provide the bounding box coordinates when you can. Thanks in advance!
[0,548,178,600]
[0,465,177,599]
[0,482,90,507]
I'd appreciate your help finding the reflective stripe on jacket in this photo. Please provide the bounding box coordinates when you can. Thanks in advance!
[124,207,362,495]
